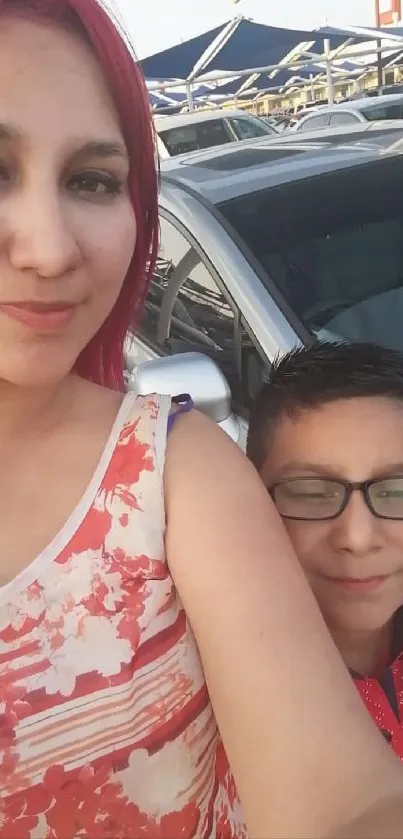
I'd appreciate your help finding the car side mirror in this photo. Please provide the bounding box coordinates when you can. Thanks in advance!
[127,352,241,443]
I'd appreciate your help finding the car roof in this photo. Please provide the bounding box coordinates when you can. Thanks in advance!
[160,129,403,205]
[281,119,403,142]
[154,109,260,131]
[301,92,403,117]
[348,92,403,109]
[298,103,329,115]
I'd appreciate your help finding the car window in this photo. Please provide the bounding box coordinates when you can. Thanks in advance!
[329,112,359,126]
[138,216,267,414]
[137,220,190,346]
[240,320,270,405]
[228,116,274,140]
[217,155,403,352]
[361,102,403,121]
[158,119,232,156]
[297,114,329,132]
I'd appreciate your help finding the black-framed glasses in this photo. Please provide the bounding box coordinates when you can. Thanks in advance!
[269,476,403,521]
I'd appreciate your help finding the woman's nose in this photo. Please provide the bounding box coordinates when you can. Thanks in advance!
[6,179,81,279]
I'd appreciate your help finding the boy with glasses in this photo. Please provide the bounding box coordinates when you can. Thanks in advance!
[247,342,403,757]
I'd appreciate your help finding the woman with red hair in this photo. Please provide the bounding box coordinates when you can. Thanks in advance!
[0,2,402,838]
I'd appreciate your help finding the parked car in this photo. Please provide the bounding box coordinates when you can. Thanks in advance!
[154,108,277,158]
[294,93,403,133]
[127,130,403,443]
[295,99,328,112]
[257,115,280,130]
[344,85,403,100]
[260,114,292,133]
[264,118,403,147]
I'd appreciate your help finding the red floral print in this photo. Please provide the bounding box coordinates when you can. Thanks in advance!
[0,395,246,839]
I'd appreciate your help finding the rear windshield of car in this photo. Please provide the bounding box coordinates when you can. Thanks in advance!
[217,153,403,349]
[159,120,232,156]
[361,101,403,121]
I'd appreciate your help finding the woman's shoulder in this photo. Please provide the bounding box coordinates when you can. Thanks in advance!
[75,377,172,434]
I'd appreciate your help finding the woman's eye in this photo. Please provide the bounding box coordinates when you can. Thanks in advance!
[0,164,11,183]
[67,171,122,198]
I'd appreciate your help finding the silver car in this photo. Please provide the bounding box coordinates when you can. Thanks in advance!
[294,93,403,133]
[127,131,403,442]
[155,109,277,159]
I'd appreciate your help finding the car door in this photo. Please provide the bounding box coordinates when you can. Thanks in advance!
[133,214,270,423]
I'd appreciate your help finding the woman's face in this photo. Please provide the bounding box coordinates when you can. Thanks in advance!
[0,16,136,388]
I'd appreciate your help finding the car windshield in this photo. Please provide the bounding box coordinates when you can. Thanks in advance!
[159,116,273,156]
[360,101,403,121]
[159,120,233,156]
[217,152,403,348]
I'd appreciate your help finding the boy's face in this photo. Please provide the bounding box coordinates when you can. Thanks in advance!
[261,396,403,636]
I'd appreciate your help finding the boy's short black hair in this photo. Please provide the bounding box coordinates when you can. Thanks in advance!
[247,342,403,472]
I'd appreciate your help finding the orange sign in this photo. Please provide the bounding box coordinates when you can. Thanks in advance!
[376,0,401,25]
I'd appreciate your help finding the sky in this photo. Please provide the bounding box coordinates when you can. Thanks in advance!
[111,0,375,58]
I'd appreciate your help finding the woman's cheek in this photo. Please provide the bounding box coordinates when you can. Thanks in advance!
[72,199,137,295]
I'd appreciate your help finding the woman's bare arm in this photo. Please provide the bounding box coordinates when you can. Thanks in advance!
[329,794,403,839]
[164,411,403,839]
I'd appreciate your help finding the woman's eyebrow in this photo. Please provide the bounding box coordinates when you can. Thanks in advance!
[72,140,129,162]
[0,125,129,163]
[0,122,22,143]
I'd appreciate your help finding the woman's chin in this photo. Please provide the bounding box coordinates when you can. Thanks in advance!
[0,351,78,390]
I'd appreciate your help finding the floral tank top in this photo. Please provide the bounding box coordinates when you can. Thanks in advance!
[0,393,246,839]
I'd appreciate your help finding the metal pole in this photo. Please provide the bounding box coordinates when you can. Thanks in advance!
[310,73,315,102]
[376,39,384,91]
[324,38,334,105]
[186,82,194,111]
[147,44,401,91]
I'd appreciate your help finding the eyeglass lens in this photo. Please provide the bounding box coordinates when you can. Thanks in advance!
[272,477,403,520]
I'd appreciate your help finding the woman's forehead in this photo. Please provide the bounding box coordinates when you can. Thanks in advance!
[0,15,121,140]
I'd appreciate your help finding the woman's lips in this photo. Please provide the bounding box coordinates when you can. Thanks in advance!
[326,576,389,594]
[0,302,76,330]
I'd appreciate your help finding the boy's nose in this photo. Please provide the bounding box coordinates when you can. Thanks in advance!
[330,490,383,556]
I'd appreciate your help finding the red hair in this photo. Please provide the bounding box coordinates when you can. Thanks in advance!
[0,0,158,390]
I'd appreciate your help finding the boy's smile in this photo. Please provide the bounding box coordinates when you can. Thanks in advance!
[261,395,403,674]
